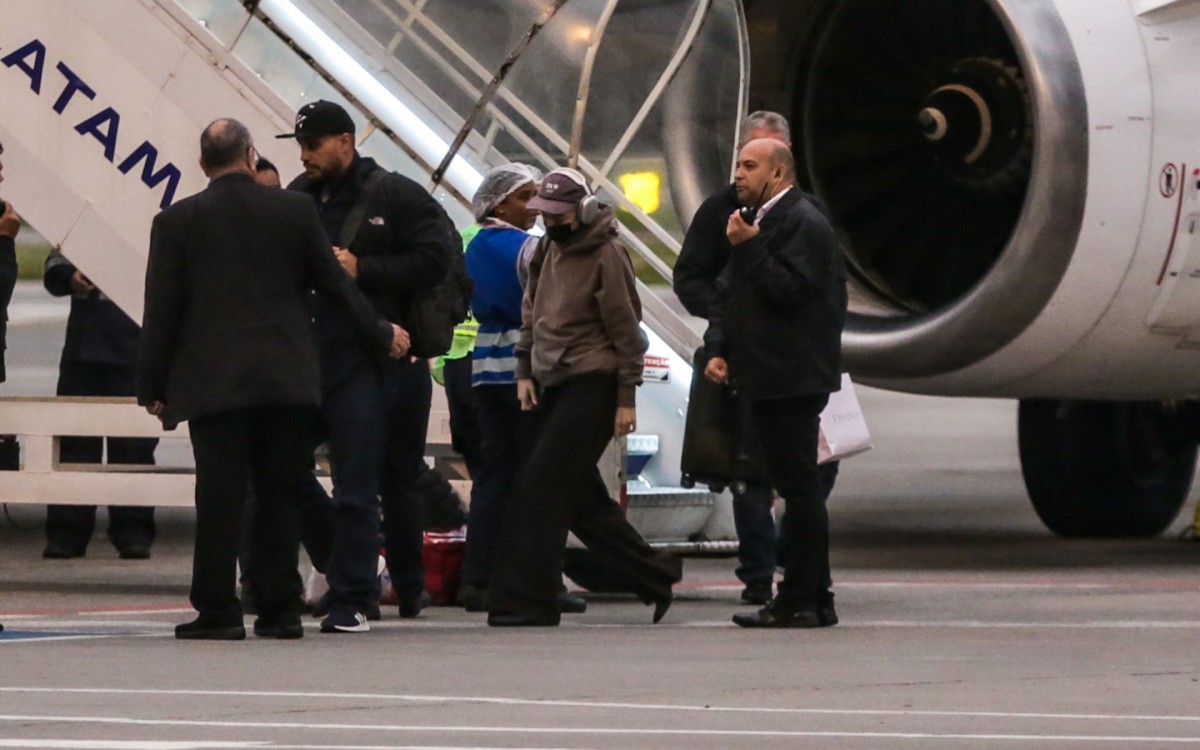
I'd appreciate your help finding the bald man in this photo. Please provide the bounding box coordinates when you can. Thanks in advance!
[675,113,838,608]
[703,138,848,628]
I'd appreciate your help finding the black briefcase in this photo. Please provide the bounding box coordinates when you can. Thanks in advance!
[680,348,767,494]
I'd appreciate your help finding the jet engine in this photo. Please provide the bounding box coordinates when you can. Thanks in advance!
[716,0,1200,535]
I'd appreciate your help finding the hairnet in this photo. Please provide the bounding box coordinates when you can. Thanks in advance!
[472,163,544,222]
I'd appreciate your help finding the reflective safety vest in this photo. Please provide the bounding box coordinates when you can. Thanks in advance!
[432,224,482,385]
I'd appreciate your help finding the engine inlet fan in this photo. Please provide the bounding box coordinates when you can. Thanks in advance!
[801,0,1032,313]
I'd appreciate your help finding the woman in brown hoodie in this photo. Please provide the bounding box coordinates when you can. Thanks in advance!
[486,168,682,627]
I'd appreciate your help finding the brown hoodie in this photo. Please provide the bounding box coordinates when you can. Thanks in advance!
[515,206,645,407]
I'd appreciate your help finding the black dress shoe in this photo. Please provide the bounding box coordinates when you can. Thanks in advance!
[118,545,151,560]
[486,612,559,627]
[253,614,304,639]
[732,605,822,629]
[399,590,431,619]
[42,543,85,560]
[556,590,587,614]
[740,581,773,606]
[817,603,838,627]
[459,585,488,613]
[175,616,246,640]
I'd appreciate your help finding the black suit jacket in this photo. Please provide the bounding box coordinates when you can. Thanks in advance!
[704,188,847,400]
[136,172,392,424]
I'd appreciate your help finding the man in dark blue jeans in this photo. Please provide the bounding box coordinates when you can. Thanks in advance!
[279,101,451,633]
[379,360,433,614]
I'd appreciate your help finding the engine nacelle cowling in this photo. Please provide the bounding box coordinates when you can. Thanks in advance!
[735,0,1200,400]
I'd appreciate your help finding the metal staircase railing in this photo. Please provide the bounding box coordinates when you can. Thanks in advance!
[166,0,749,358]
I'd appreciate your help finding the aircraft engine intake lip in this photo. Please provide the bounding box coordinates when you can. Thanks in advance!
[794,0,1088,378]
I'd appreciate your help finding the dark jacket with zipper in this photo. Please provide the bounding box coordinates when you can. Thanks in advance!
[287,156,453,382]
[704,188,847,400]
[675,184,831,321]
[44,249,140,368]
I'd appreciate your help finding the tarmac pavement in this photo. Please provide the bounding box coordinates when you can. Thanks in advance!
[1,284,1199,748]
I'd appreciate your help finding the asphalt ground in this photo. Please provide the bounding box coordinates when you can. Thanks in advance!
[1,282,1199,748]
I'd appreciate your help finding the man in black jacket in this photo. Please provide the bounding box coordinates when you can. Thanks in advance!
[277,101,452,632]
[0,139,19,386]
[42,250,157,560]
[0,140,16,633]
[137,118,406,640]
[704,138,847,628]
[0,138,18,634]
[675,112,838,606]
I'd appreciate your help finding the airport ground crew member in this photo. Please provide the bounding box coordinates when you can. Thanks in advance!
[42,249,158,560]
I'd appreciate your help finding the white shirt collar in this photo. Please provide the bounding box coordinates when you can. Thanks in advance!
[757,186,793,222]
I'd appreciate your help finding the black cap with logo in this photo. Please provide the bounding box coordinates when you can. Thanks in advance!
[276,100,356,140]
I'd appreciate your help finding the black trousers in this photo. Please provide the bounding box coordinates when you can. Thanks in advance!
[749,393,831,609]
[46,362,157,553]
[188,405,315,623]
[463,383,540,588]
[489,373,682,623]
[442,354,484,481]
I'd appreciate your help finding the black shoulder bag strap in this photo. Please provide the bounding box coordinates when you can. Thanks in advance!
[339,166,388,249]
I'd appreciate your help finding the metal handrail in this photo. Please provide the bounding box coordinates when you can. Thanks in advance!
[169,0,707,357]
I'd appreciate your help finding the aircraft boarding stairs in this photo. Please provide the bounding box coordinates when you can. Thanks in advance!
[0,0,750,548]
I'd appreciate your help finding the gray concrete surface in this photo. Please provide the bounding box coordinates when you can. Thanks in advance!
[1,283,1199,748]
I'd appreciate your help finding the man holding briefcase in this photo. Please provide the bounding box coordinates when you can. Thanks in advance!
[704,138,848,628]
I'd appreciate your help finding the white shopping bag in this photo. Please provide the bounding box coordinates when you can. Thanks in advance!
[817,374,872,464]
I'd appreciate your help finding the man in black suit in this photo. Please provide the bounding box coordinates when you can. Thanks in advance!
[704,138,848,628]
[137,118,407,640]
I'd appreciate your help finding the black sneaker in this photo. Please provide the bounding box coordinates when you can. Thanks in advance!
[319,608,369,633]
[740,581,774,606]
[556,590,588,614]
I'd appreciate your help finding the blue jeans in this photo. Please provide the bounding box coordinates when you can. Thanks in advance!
[379,362,432,601]
[732,481,777,586]
[305,364,386,614]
